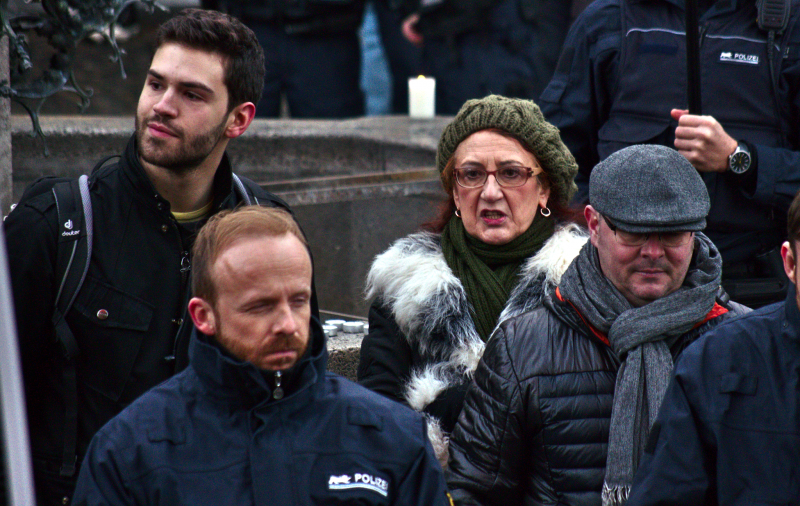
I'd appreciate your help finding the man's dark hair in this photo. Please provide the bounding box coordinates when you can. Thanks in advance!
[155,9,265,111]
[788,190,800,253]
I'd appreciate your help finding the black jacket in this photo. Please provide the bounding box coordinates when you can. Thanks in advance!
[73,322,449,505]
[629,288,800,506]
[233,0,366,34]
[4,135,292,505]
[446,286,747,506]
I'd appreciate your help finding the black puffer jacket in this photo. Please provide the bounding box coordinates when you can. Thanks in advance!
[446,286,747,506]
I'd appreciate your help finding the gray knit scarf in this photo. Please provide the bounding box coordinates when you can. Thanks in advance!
[558,232,721,506]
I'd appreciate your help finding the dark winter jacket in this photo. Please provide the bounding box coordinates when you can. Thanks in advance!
[3,135,293,505]
[446,286,748,506]
[72,321,449,506]
[629,287,800,506]
[358,224,588,463]
[397,0,573,115]
[233,0,366,34]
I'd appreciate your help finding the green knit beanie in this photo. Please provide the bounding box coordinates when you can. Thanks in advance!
[437,94,578,208]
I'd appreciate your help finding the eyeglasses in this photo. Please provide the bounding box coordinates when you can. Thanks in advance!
[454,166,541,188]
[603,216,694,247]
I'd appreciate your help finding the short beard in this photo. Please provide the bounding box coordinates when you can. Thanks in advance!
[211,305,310,371]
[135,113,228,175]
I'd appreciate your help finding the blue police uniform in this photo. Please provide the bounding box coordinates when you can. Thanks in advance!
[541,0,800,272]
[72,323,449,505]
[410,0,572,115]
[233,1,366,118]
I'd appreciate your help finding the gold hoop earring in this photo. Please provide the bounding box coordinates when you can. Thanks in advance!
[540,206,551,217]
[455,209,461,218]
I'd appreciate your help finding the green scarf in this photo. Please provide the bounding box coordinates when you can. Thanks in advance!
[441,215,555,341]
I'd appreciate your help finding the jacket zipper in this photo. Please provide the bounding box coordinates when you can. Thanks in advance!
[165,218,191,366]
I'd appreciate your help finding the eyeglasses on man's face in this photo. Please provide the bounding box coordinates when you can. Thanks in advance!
[454,166,541,189]
[603,216,694,247]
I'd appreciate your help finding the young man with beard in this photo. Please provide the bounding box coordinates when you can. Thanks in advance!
[71,206,449,506]
[3,9,302,505]
[445,145,748,506]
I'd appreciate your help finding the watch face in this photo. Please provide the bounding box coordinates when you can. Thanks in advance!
[730,151,751,174]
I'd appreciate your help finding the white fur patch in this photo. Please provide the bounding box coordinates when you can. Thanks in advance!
[404,365,449,411]
[423,415,450,468]
[365,233,463,335]
[519,223,588,286]
[450,340,485,376]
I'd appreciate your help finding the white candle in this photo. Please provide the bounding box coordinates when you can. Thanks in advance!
[408,76,435,118]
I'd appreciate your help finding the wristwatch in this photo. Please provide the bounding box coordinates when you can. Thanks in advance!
[728,142,752,174]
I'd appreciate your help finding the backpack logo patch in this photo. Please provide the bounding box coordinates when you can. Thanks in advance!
[62,219,80,237]
[328,473,389,497]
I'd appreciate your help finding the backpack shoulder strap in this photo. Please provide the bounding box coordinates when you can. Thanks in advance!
[232,172,292,212]
[50,174,93,477]
[52,175,93,321]
[231,173,253,206]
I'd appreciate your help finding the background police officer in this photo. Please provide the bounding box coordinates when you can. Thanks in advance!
[396,0,573,115]
[229,0,366,118]
[540,0,800,307]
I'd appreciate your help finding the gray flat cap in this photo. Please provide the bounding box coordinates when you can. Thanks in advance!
[589,144,710,232]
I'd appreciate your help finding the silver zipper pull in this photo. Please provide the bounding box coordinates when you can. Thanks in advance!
[273,371,284,400]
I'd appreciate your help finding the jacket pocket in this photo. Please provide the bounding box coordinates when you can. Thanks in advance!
[597,114,672,160]
[70,275,154,401]
[293,453,393,506]
[716,427,799,506]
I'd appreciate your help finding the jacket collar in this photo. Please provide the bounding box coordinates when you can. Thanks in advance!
[188,316,328,409]
[120,134,238,213]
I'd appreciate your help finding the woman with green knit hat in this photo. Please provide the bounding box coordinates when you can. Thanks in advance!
[357,95,587,465]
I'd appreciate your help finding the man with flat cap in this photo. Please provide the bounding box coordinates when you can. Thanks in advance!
[445,144,748,506]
